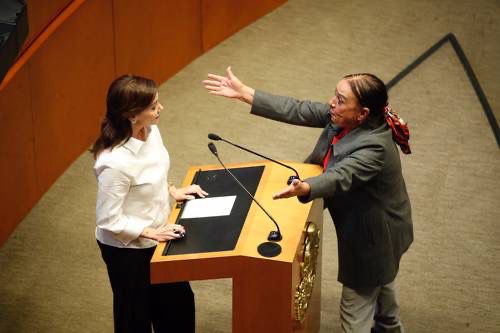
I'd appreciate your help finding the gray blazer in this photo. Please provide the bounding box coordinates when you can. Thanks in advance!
[251,90,413,289]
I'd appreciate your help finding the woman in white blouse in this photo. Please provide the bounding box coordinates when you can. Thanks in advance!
[91,75,206,333]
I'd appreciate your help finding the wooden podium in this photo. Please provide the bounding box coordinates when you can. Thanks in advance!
[151,161,323,332]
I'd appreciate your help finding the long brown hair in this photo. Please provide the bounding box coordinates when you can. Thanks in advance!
[90,75,157,159]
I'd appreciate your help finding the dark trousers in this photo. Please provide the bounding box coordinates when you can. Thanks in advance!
[97,240,195,333]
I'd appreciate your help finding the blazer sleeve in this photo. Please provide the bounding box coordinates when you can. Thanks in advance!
[250,90,330,128]
[300,140,385,201]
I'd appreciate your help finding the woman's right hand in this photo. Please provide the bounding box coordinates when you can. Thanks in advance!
[141,224,185,242]
[170,184,208,201]
[203,66,255,104]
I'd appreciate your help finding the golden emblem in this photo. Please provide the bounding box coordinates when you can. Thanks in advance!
[294,222,320,323]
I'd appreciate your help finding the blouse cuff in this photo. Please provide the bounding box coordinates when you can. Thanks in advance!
[113,218,145,246]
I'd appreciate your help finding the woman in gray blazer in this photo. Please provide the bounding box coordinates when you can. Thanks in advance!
[204,67,413,333]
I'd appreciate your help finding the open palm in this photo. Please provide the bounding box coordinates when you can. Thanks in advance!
[204,66,244,99]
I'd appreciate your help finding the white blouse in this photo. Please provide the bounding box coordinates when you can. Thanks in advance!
[94,125,171,248]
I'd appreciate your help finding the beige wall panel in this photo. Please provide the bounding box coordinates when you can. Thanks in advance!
[0,65,37,245]
[201,0,286,51]
[113,0,202,83]
[29,0,115,194]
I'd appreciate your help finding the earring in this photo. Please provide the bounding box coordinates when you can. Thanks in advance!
[130,118,136,125]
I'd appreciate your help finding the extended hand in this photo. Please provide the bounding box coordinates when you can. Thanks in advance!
[272,179,311,200]
[203,66,255,104]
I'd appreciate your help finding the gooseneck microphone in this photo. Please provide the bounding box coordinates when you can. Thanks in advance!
[208,133,300,185]
[208,142,282,245]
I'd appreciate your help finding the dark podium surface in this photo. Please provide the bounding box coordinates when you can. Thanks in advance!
[164,165,264,256]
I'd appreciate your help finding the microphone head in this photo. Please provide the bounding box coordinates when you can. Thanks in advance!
[208,133,221,141]
[208,142,218,156]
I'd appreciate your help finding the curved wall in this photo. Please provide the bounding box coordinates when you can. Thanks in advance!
[0,0,286,246]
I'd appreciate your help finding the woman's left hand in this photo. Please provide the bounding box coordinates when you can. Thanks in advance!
[171,184,208,201]
[272,179,311,199]
[141,224,185,242]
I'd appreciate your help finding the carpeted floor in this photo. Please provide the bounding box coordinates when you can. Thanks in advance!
[1,0,499,332]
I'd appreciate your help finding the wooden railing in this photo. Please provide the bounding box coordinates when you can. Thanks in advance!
[0,0,286,246]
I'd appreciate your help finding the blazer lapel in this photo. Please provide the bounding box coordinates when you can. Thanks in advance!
[330,126,366,165]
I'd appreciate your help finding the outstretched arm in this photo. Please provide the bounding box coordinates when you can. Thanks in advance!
[274,142,385,202]
[203,66,255,104]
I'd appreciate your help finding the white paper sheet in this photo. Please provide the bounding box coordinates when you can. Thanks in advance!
[180,195,237,219]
